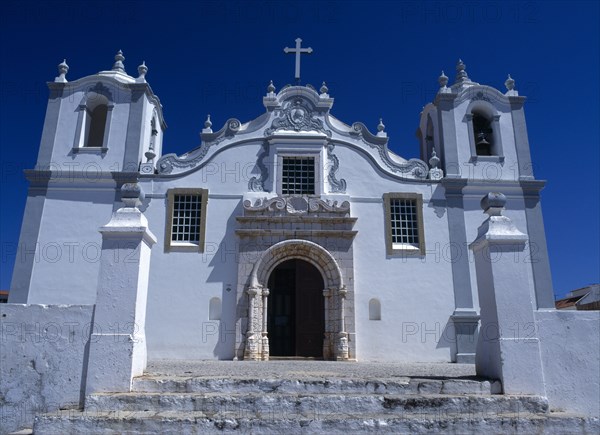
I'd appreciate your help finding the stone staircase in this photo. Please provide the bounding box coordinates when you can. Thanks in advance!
[32,361,599,434]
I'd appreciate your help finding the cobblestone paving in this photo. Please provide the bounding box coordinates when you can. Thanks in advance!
[146,360,477,379]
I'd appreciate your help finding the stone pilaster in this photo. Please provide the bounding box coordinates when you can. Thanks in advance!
[243,286,262,361]
[443,178,480,363]
[469,193,545,395]
[322,288,332,360]
[336,286,349,361]
[85,183,156,396]
[261,288,270,361]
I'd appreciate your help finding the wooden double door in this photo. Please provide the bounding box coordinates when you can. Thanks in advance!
[267,259,324,358]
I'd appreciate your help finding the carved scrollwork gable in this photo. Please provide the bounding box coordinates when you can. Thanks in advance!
[265,97,332,137]
[327,143,346,193]
[154,85,430,181]
[349,122,428,179]
[156,118,242,175]
[248,141,270,192]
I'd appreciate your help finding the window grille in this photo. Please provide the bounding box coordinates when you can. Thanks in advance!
[281,157,315,195]
[171,194,202,244]
[384,193,424,255]
[389,198,419,247]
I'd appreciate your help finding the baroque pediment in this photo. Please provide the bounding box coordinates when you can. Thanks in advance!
[155,84,430,181]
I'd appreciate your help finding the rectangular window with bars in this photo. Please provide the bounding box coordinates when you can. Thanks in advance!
[390,198,419,246]
[171,194,201,243]
[384,193,424,255]
[281,156,315,195]
[165,189,208,252]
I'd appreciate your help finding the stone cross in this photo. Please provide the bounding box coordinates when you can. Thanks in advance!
[284,38,313,81]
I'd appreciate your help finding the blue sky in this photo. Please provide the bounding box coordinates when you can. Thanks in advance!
[0,0,598,299]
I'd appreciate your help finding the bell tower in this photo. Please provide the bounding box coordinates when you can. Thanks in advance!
[418,60,535,181]
[415,60,555,363]
[10,51,166,304]
[36,51,165,174]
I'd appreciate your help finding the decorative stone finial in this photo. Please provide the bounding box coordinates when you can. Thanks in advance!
[120,183,142,208]
[144,149,156,163]
[481,192,507,216]
[137,61,148,81]
[455,59,469,83]
[320,81,329,95]
[504,74,518,95]
[112,50,126,73]
[267,80,276,94]
[438,70,448,88]
[55,59,69,83]
[202,114,213,134]
[376,118,387,138]
[429,149,440,168]
[505,74,515,91]
[428,149,444,180]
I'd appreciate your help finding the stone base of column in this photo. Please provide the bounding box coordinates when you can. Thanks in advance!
[451,310,480,364]
[335,332,349,361]
[261,333,269,361]
[243,333,261,361]
[86,333,146,397]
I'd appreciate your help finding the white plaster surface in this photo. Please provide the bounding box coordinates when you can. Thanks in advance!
[24,189,115,305]
[0,304,93,435]
[85,203,156,395]
[536,310,600,416]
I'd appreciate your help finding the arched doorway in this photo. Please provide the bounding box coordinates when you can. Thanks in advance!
[267,259,324,358]
[240,239,352,361]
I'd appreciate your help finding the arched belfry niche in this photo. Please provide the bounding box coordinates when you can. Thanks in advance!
[237,239,354,361]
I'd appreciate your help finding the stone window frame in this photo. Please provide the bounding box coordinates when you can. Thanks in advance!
[164,188,208,252]
[276,151,322,196]
[383,192,425,256]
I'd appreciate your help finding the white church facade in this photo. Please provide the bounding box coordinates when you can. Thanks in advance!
[8,49,557,364]
[2,46,599,433]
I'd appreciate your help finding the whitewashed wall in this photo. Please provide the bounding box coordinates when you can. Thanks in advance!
[0,304,93,435]
[141,139,460,361]
[536,310,600,415]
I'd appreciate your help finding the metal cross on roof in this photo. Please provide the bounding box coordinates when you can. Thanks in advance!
[284,38,313,82]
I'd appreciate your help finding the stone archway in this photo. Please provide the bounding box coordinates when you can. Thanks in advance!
[242,239,350,361]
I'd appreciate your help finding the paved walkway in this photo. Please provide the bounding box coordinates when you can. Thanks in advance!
[146,360,477,379]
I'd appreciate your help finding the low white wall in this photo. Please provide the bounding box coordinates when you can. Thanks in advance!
[0,304,93,434]
[536,309,600,416]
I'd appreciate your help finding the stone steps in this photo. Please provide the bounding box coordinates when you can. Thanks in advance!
[132,375,501,395]
[31,371,600,434]
[86,392,548,416]
[34,410,600,434]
